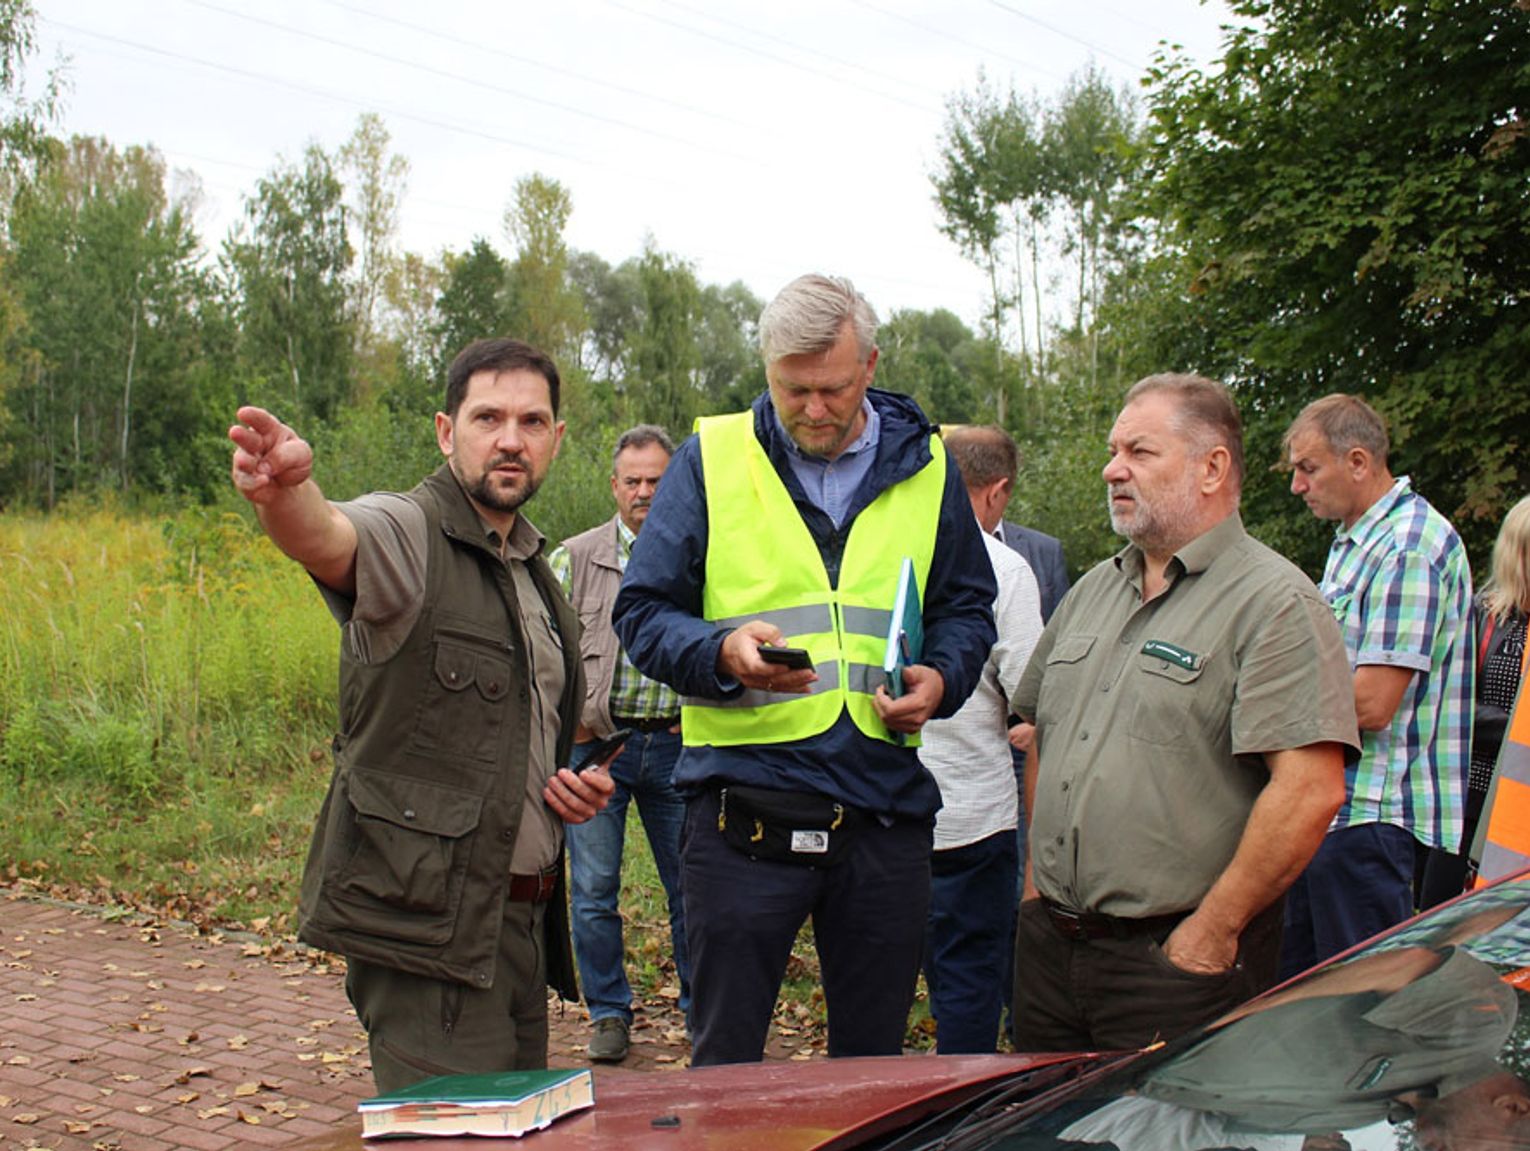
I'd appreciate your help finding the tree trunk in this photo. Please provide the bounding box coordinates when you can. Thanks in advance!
[121,279,141,493]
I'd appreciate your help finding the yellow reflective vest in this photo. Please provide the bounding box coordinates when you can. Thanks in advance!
[682,410,944,748]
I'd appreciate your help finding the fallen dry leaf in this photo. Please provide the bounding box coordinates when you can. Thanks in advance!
[64,1120,95,1133]
[197,1106,230,1120]
[227,1035,250,1050]
[233,1082,260,1097]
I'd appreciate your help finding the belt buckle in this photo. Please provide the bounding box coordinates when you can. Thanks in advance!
[1045,902,1090,941]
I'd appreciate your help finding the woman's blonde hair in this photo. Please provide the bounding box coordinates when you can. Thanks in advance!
[1482,494,1530,623]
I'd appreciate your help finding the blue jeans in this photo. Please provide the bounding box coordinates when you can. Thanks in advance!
[1280,822,1417,981]
[925,829,1018,1053]
[566,727,690,1024]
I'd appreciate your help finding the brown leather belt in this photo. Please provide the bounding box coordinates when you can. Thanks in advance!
[1040,897,1186,941]
[612,715,680,734]
[507,867,560,903]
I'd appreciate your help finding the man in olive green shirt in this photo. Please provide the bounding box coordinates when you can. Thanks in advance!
[1011,373,1360,1052]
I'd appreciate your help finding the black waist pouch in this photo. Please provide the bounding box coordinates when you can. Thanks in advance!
[717,784,865,867]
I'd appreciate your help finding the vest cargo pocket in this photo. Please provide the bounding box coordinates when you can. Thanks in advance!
[415,632,514,763]
[329,770,484,943]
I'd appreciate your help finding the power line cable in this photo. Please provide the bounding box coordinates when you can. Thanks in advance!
[644,0,949,103]
[597,0,933,116]
[43,18,591,165]
[983,0,1138,69]
[844,0,1067,86]
[312,0,760,135]
[181,0,758,165]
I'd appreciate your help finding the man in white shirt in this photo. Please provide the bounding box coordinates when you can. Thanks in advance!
[920,425,1044,1052]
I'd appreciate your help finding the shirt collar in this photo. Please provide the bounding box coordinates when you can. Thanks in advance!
[1116,512,1247,582]
[489,511,545,562]
[1336,476,1412,545]
[616,516,637,558]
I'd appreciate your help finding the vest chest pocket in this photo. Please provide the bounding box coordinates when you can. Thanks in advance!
[416,633,514,762]
[332,770,484,942]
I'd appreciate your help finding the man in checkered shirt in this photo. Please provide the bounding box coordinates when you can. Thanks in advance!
[1282,394,1475,977]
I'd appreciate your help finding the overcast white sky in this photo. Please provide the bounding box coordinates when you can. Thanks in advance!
[34,0,1233,332]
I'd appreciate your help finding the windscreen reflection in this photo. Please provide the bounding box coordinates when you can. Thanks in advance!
[994,874,1530,1151]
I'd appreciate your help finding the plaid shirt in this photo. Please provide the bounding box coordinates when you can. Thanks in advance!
[1321,477,1475,849]
[548,520,682,722]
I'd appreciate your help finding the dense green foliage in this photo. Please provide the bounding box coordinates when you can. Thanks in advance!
[1135,0,1530,571]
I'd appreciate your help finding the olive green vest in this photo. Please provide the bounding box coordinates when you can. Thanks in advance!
[682,411,944,748]
[297,465,583,993]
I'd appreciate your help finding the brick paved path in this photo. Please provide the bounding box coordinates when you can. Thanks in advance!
[0,889,705,1151]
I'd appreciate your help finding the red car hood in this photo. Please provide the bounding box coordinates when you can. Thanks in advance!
[287,1052,1096,1151]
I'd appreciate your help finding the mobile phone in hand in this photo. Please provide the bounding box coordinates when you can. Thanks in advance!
[575,727,634,772]
[758,645,813,671]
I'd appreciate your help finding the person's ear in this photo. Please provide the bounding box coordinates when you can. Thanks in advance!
[1492,1090,1530,1117]
[1201,445,1232,494]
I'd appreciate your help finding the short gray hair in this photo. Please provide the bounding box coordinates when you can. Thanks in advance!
[1124,373,1245,491]
[611,423,675,472]
[1283,393,1390,467]
[758,274,878,364]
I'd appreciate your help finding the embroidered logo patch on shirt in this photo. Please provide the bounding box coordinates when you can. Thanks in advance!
[1140,640,1202,671]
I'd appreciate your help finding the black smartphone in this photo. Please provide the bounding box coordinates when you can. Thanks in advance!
[758,645,813,671]
[576,727,634,772]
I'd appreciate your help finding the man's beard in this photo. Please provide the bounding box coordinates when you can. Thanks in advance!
[1108,480,1198,555]
[461,453,542,515]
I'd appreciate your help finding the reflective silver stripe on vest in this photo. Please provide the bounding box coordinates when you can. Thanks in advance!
[846,662,889,695]
[1477,736,1530,883]
[841,605,893,640]
[684,662,840,709]
[1480,842,1530,885]
[711,604,835,636]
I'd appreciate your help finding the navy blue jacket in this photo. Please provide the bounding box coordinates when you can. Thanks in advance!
[1000,520,1070,623]
[612,388,997,821]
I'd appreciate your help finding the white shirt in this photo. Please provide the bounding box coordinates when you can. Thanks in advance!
[920,529,1043,849]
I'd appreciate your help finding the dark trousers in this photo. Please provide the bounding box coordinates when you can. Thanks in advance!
[346,898,547,1092]
[681,788,932,1066]
[1012,897,1282,1053]
[924,829,1018,1053]
[1280,822,1416,981]
[1418,788,1488,911]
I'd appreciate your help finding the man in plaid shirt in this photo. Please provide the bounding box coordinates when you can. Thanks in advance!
[549,425,691,1063]
[1282,394,1475,977]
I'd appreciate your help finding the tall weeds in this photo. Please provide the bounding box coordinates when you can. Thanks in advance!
[0,505,336,926]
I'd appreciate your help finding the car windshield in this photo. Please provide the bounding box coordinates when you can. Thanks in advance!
[874,872,1530,1151]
